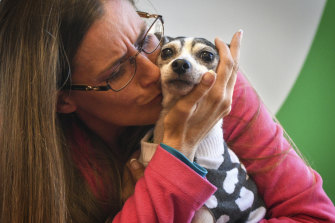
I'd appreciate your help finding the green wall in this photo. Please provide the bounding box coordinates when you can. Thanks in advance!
[276,0,335,202]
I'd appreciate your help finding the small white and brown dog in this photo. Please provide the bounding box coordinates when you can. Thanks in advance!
[153,36,221,146]
[140,36,266,222]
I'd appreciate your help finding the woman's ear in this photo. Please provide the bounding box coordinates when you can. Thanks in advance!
[57,91,77,114]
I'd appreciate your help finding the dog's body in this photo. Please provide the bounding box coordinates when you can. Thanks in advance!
[140,37,266,222]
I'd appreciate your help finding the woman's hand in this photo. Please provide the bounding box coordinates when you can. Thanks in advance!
[192,206,215,223]
[121,151,145,203]
[162,30,243,161]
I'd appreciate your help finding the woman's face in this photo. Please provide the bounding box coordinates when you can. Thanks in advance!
[66,0,162,139]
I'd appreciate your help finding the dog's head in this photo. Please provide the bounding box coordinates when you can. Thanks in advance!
[157,37,219,96]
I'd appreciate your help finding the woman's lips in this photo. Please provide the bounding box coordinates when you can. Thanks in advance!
[149,93,163,104]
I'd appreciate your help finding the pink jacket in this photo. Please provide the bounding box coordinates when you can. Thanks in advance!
[112,72,335,222]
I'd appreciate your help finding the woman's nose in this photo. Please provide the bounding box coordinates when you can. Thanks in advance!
[135,49,161,88]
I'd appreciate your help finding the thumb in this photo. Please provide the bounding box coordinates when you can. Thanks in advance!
[127,158,145,182]
[180,71,216,110]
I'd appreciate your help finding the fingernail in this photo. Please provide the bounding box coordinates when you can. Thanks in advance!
[202,71,216,86]
[208,70,216,75]
[238,29,244,41]
[130,158,140,170]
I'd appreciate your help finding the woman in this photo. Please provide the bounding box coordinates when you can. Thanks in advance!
[0,0,334,222]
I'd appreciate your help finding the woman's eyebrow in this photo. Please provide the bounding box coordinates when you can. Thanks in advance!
[97,23,147,79]
[134,22,147,47]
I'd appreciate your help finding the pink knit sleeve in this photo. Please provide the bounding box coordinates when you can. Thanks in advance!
[223,71,335,222]
[113,146,216,223]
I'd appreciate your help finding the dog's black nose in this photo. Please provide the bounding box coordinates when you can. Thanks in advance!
[172,59,191,75]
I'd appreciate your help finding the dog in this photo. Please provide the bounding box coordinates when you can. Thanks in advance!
[140,36,266,222]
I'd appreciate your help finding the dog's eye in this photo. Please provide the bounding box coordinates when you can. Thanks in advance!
[200,51,214,63]
[161,48,174,60]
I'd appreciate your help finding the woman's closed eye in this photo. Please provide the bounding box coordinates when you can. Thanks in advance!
[141,34,155,51]
[107,64,126,82]
[105,59,135,90]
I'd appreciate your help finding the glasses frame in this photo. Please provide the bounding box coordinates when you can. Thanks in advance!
[65,11,164,92]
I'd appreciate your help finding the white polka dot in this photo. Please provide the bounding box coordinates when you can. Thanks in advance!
[235,187,254,211]
[228,148,240,163]
[223,168,239,194]
[217,214,230,223]
[246,206,266,223]
[205,195,218,209]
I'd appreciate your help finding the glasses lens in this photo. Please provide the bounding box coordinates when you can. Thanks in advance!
[107,59,136,91]
[142,17,163,54]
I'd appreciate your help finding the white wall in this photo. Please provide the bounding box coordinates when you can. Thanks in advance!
[136,0,326,113]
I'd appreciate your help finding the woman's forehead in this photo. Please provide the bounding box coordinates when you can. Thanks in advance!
[80,0,141,53]
[72,0,142,79]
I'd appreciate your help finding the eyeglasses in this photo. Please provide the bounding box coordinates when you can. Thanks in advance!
[64,11,164,92]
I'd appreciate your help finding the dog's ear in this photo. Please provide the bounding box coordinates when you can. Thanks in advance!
[162,36,173,45]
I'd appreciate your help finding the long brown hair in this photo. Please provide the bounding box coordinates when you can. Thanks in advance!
[0,0,144,222]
